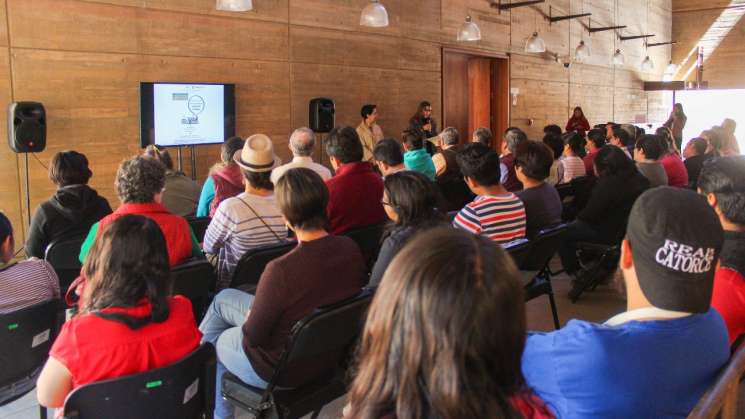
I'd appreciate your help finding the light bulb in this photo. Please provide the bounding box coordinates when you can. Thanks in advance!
[575,40,590,62]
[612,49,625,65]
[360,0,389,28]
[457,15,481,42]
[216,0,252,11]
[525,32,546,53]
[641,55,654,71]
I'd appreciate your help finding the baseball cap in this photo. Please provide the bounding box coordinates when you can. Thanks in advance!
[627,187,723,313]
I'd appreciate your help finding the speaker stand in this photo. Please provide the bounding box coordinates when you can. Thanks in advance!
[189,145,197,180]
[23,153,31,227]
[176,147,184,173]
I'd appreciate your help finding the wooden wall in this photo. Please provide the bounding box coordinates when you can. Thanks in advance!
[0,0,671,243]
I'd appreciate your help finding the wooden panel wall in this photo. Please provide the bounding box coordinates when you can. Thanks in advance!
[0,0,670,243]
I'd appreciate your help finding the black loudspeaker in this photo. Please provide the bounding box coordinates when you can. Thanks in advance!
[8,102,46,153]
[309,98,335,133]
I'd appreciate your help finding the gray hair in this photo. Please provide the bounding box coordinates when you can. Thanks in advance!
[440,127,460,146]
[289,127,316,157]
[473,127,493,147]
[503,128,528,153]
[115,156,165,204]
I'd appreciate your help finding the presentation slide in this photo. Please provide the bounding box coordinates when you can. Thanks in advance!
[153,84,225,146]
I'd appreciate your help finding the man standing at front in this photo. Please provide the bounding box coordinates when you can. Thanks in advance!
[356,104,384,162]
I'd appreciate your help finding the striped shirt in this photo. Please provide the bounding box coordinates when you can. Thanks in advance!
[203,192,287,289]
[453,194,526,244]
[0,259,60,314]
[557,156,587,184]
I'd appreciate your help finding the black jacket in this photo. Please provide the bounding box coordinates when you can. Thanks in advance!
[25,184,112,258]
[578,170,650,241]
[721,231,745,276]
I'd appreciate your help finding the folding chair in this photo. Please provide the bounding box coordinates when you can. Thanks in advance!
[171,258,217,322]
[0,299,61,419]
[503,238,532,269]
[342,223,386,272]
[520,224,567,330]
[230,241,297,293]
[221,291,373,419]
[687,343,745,419]
[62,343,216,419]
[45,236,87,294]
[186,216,211,244]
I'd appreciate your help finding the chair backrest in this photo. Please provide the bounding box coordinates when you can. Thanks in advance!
[185,216,211,243]
[446,210,459,221]
[0,299,59,391]
[503,238,532,268]
[63,343,216,419]
[687,343,745,419]
[569,176,594,212]
[229,241,296,289]
[45,236,86,293]
[555,183,574,201]
[170,259,216,322]
[520,224,567,272]
[342,223,386,271]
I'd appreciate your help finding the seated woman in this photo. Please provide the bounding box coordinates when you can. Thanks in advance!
[345,228,553,418]
[143,145,201,217]
[655,127,689,188]
[558,146,649,279]
[199,168,366,419]
[515,141,562,238]
[197,136,246,218]
[556,131,587,184]
[36,215,201,410]
[369,171,445,287]
[25,151,112,259]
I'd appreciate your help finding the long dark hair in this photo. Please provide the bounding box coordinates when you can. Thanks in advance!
[412,101,432,122]
[82,214,171,329]
[384,171,443,231]
[348,228,539,419]
[594,145,636,178]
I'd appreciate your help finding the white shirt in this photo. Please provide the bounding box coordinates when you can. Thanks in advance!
[270,156,332,184]
[604,307,692,327]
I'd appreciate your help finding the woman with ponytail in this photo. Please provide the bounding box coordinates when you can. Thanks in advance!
[37,215,201,410]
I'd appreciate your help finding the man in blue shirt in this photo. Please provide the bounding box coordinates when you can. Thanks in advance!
[523,187,730,419]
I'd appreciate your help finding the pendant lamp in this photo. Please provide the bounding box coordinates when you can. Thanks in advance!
[612,49,625,65]
[575,40,590,62]
[360,0,389,28]
[216,0,252,11]
[641,55,654,71]
[525,32,546,53]
[457,15,481,42]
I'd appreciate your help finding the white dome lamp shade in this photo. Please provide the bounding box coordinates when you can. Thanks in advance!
[525,32,546,54]
[360,0,389,28]
[612,49,625,65]
[641,55,654,71]
[575,40,590,62]
[664,61,677,76]
[216,0,253,11]
[457,15,481,42]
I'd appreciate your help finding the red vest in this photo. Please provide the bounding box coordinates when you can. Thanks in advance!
[210,164,244,217]
[98,202,193,266]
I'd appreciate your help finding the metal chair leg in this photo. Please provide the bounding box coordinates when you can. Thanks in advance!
[39,405,47,419]
[548,290,561,330]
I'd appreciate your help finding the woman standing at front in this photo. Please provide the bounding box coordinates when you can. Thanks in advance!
[664,103,687,152]
[565,106,591,137]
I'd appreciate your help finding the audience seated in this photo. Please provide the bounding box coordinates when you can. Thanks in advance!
[700,156,745,346]
[656,127,689,187]
[356,104,385,162]
[142,145,201,217]
[402,130,436,181]
[37,215,201,410]
[544,124,563,138]
[542,133,563,185]
[432,127,473,211]
[515,141,562,238]
[197,136,246,218]
[346,228,552,419]
[472,126,494,147]
[610,125,633,159]
[702,128,723,159]
[620,124,638,155]
[0,212,60,314]
[500,127,528,191]
[556,132,587,184]
[79,156,200,266]
[271,127,331,184]
[583,129,605,176]
[325,126,386,235]
[559,146,649,277]
[720,118,740,156]
[524,187,729,418]
[634,134,669,187]
[369,171,445,287]
[199,168,366,419]
[453,143,526,244]
[373,139,407,177]
[204,134,287,289]
[684,137,709,189]
[26,151,112,259]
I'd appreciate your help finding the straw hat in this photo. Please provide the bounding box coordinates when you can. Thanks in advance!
[233,134,280,173]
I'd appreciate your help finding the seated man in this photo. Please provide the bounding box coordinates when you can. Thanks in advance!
[433,127,473,212]
[402,130,436,181]
[325,126,386,235]
[583,129,606,176]
[204,134,288,289]
[472,127,493,147]
[270,127,331,184]
[373,138,407,177]
[453,143,526,244]
[700,156,745,346]
[515,141,562,238]
[634,134,669,187]
[523,187,730,418]
[501,127,529,191]
[684,137,708,189]
[79,156,201,266]
[0,212,60,314]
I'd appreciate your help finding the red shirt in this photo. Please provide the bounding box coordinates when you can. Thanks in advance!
[325,162,386,235]
[583,150,599,176]
[50,296,201,389]
[660,154,689,188]
[566,116,591,137]
[712,267,745,346]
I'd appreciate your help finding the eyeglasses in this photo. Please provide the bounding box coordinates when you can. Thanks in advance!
[381,200,393,207]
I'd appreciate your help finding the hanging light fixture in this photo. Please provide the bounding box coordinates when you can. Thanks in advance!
[524,4,546,53]
[216,0,252,11]
[612,49,624,65]
[641,55,654,71]
[457,15,481,41]
[360,0,389,28]
[665,60,678,75]
[575,40,590,62]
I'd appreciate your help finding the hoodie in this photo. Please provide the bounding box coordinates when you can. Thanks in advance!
[25,184,112,258]
[209,164,244,217]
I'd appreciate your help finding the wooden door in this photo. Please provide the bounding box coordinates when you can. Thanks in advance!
[468,57,492,137]
[442,51,469,143]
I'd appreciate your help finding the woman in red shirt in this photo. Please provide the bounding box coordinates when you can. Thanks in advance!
[656,127,689,187]
[565,106,591,137]
[345,228,553,419]
[36,215,201,410]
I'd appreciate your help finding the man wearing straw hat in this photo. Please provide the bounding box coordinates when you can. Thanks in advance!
[204,134,288,289]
